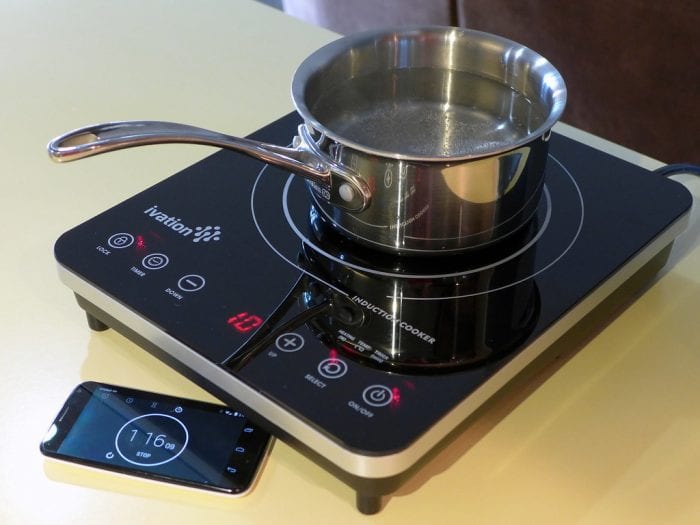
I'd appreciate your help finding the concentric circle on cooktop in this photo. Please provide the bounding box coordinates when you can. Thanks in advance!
[251,155,584,300]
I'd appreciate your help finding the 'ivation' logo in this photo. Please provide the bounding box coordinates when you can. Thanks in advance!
[144,205,221,243]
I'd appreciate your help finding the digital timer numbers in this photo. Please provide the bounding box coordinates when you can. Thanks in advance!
[115,414,188,467]
[129,429,177,450]
[227,312,263,334]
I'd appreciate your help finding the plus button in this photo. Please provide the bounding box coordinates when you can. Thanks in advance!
[275,332,305,353]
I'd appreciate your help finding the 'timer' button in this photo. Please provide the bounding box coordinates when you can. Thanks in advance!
[142,253,169,270]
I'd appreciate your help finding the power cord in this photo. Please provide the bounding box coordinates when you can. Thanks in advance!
[653,163,700,178]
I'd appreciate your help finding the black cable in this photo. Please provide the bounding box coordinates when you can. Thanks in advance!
[653,163,700,178]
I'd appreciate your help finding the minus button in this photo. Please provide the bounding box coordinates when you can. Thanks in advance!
[177,274,206,292]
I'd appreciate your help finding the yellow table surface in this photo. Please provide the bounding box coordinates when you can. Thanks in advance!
[2,1,699,523]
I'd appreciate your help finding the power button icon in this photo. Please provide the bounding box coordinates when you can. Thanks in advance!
[362,385,394,407]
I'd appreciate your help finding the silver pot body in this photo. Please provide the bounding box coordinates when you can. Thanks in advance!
[306,137,550,254]
[292,26,566,254]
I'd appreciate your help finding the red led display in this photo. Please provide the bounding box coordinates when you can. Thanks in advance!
[227,312,263,334]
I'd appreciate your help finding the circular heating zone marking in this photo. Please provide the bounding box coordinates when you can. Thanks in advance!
[250,155,584,301]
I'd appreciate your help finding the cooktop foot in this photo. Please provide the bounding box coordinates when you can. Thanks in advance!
[356,493,384,515]
[85,310,109,332]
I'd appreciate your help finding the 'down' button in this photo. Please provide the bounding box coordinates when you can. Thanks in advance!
[177,274,206,292]
[142,253,169,270]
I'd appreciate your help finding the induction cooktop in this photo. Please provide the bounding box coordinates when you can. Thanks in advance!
[54,112,692,513]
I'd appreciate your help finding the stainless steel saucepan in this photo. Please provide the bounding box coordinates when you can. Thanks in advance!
[48,26,566,255]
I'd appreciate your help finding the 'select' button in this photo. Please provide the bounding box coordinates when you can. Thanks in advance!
[318,358,348,379]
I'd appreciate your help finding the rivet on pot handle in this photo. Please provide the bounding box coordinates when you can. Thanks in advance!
[47,121,371,213]
[293,124,371,213]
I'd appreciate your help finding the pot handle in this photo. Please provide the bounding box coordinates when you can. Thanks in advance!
[47,121,371,212]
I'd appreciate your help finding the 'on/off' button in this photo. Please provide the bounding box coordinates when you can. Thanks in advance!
[362,385,394,407]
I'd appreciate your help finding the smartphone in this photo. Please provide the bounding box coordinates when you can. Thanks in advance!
[40,381,273,495]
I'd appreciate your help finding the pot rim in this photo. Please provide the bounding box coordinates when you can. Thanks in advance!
[291,26,567,162]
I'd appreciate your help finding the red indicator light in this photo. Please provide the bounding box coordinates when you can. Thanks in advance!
[227,312,263,334]
[392,387,401,405]
[402,380,416,391]
[135,235,147,249]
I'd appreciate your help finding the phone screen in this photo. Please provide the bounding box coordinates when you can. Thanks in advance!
[40,382,272,495]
